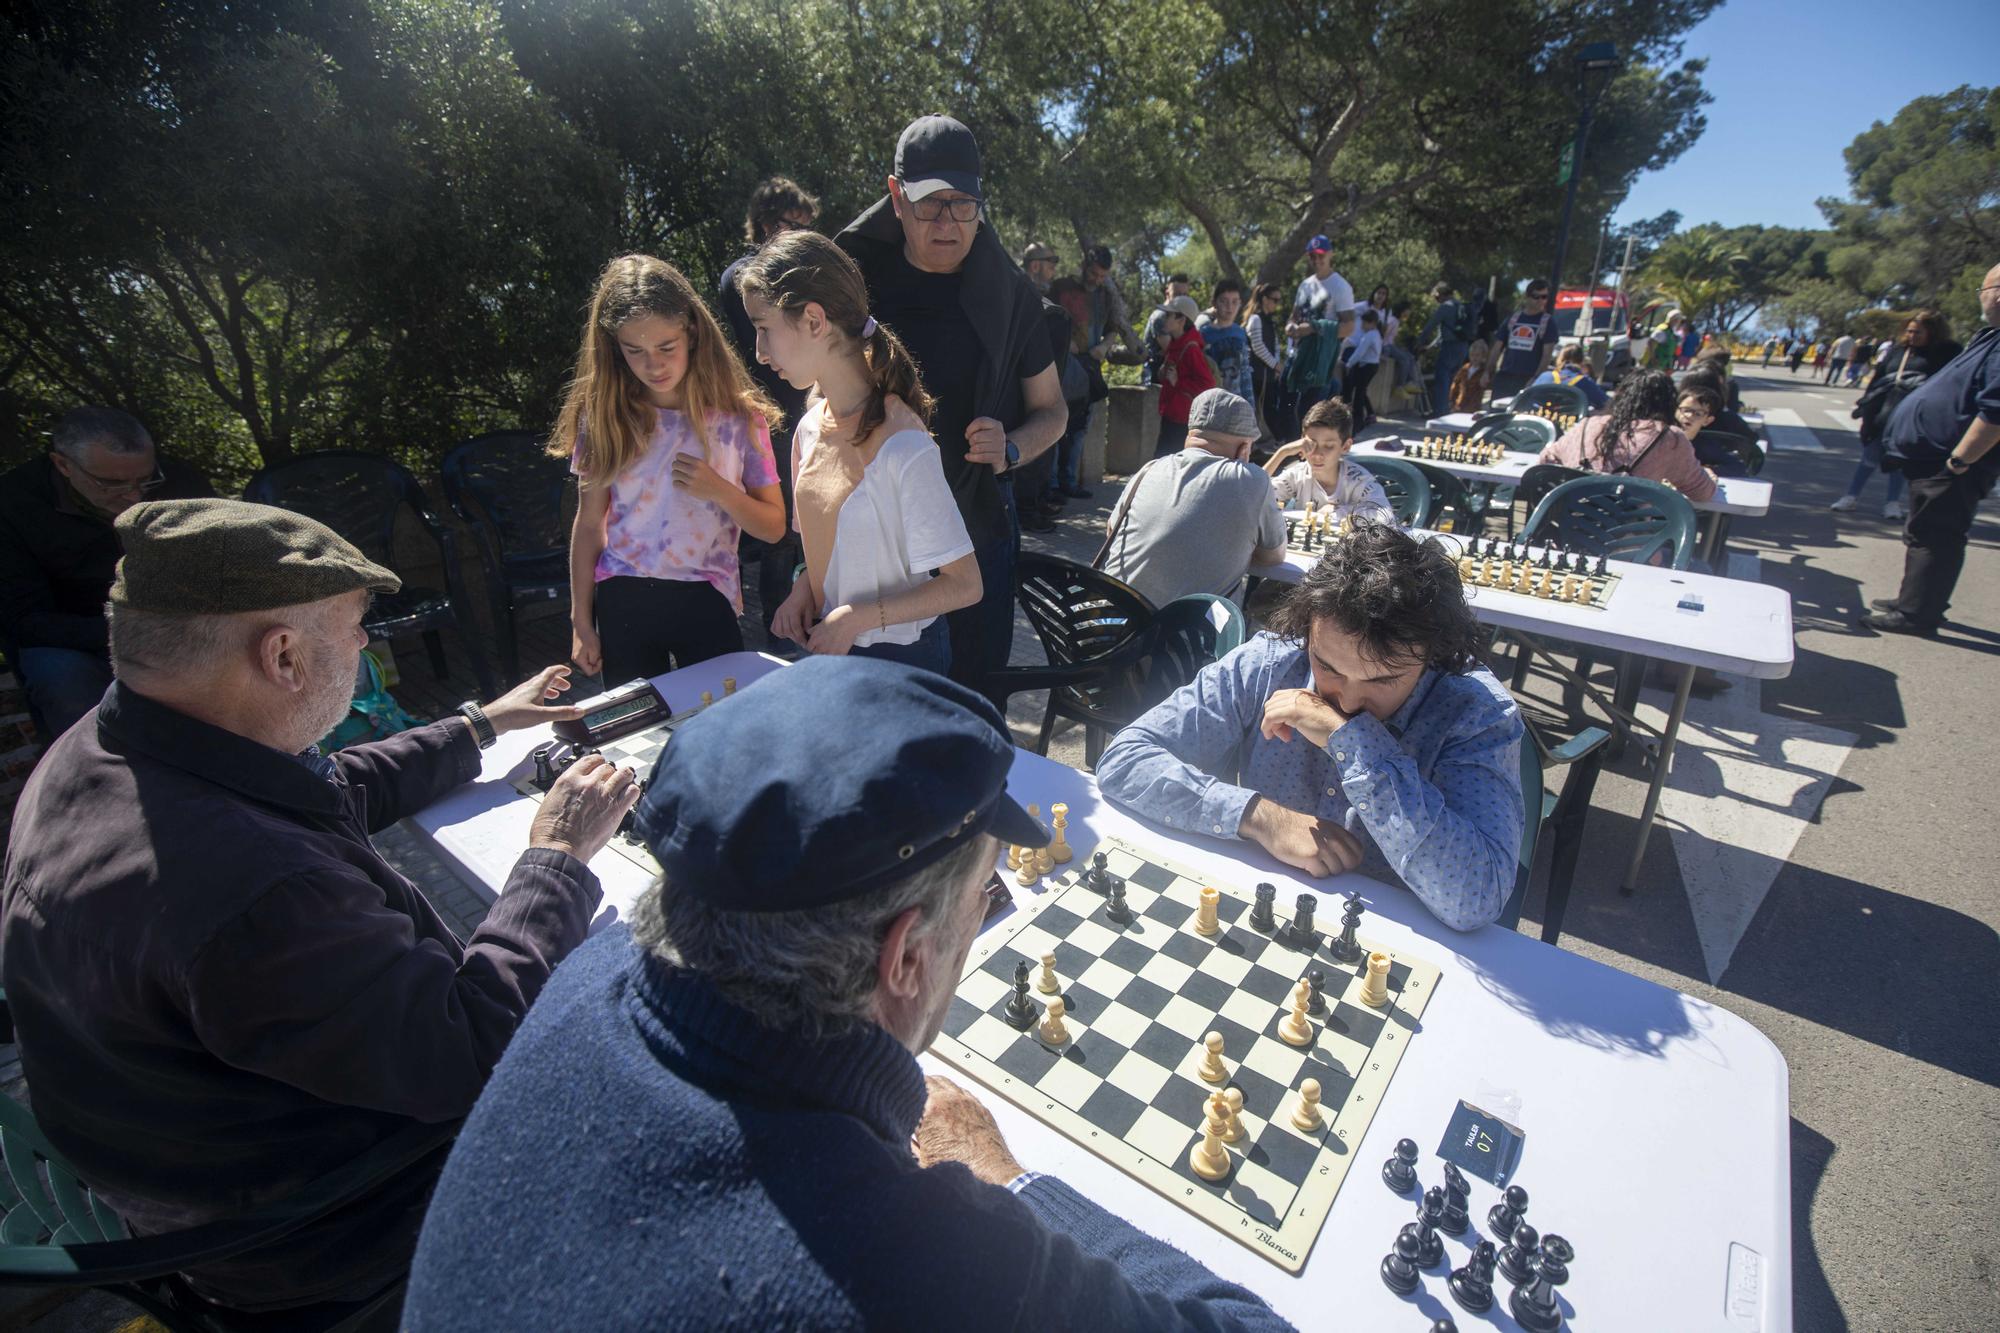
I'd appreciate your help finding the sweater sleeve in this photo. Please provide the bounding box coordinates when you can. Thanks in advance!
[1645,427,1717,502]
[332,717,485,834]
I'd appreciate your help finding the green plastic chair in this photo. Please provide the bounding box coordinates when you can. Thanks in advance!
[1470,412,1562,454]
[1407,461,1480,534]
[1521,474,1699,570]
[1507,463,1588,537]
[1699,429,1765,476]
[0,1083,459,1332]
[1353,456,1435,528]
[1512,381,1591,417]
[1496,719,1611,946]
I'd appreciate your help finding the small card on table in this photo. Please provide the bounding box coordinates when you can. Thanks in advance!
[1437,1099,1525,1186]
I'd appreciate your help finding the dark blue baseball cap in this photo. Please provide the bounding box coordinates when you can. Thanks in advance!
[631,657,1046,912]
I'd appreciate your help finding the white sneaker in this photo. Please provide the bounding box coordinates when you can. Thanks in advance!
[1883,500,1907,520]
[1829,494,1858,512]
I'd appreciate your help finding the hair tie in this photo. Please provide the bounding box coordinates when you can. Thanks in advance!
[861,315,878,338]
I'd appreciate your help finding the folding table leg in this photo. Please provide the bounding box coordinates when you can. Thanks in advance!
[1620,660,1695,894]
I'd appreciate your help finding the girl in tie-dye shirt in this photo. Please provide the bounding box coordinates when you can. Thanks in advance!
[550,254,784,683]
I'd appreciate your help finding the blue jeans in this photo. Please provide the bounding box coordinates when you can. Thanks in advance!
[946,486,1019,708]
[1845,439,1907,504]
[17,646,113,741]
[851,614,952,675]
[1432,341,1469,416]
[1054,426,1085,491]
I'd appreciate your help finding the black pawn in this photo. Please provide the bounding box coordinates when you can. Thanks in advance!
[1595,553,1609,577]
[1438,1162,1471,1236]
[1430,1322,1459,1333]
[1414,1187,1446,1269]
[1448,1239,1498,1314]
[1004,961,1037,1029]
[1305,968,1326,1015]
[1381,1137,1419,1193]
[1290,892,1317,946]
[1536,546,1552,569]
[1496,1222,1540,1286]
[1106,877,1132,923]
[1330,894,1363,963]
[1285,519,1297,546]
[1085,850,1110,892]
[1249,881,1277,932]
[1487,1183,1529,1241]
[1379,1225,1422,1295]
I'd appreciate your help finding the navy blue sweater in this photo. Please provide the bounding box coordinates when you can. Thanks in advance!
[404,926,1294,1331]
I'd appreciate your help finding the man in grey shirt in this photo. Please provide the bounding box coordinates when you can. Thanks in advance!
[1101,389,1286,606]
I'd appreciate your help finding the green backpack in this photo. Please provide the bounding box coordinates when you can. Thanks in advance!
[318,648,426,752]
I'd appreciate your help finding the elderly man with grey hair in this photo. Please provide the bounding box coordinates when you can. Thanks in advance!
[0,406,211,736]
[404,656,1295,1332]
[1100,388,1287,607]
[2,498,642,1321]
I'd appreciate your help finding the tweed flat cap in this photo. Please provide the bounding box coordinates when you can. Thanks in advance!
[1187,388,1259,441]
[110,499,400,614]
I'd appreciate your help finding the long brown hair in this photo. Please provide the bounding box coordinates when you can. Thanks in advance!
[549,254,778,484]
[732,231,932,445]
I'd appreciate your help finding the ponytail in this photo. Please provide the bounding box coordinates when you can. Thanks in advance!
[858,323,934,444]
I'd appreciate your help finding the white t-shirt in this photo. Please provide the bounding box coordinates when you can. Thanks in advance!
[1831,335,1856,360]
[791,416,974,647]
[1293,271,1357,324]
[1270,456,1394,524]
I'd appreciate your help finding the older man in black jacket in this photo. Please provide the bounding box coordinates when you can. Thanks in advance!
[837,114,1069,699]
[1,499,640,1317]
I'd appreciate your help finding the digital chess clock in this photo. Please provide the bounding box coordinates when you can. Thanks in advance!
[553,677,673,746]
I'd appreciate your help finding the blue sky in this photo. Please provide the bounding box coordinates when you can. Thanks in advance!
[1615,0,1998,233]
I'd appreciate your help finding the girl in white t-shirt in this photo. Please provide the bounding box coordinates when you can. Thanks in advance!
[734,231,980,674]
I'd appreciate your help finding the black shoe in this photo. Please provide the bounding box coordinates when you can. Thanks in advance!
[1860,609,1936,636]
[1059,485,1095,500]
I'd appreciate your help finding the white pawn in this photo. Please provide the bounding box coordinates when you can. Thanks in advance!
[1279,980,1313,1046]
[1039,996,1070,1045]
[1220,1086,1246,1142]
[1036,952,1060,995]
[1197,1030,1229,1083]
[1291,1078,1325,1133]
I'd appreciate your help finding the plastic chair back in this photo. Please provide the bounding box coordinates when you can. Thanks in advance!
[1522,475,1699,570]
[1407,461,1477,533]
[1698,429,1764,476]
[1471,413,1561,454]
[243,451,434,569]
[1139,595,1244,703]
[1353,456,1435,528]
[1512,382,1590,417]
[1514,463,1589,524]
[440,432,570,569]
[0,1095,123,1255]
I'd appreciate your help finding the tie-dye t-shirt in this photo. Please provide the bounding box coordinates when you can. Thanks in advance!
[572,408,779,612]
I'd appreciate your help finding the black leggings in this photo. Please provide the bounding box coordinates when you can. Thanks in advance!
[1343,362,1379,430]
[593,575,743,683]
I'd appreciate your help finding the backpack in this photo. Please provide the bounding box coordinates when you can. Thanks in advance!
[317,649,426,751]
[1453,297,1481,344]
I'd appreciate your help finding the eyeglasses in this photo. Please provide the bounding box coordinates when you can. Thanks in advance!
[1525,290,1550,301]
[61,457,165,496]
[909,196,981,223]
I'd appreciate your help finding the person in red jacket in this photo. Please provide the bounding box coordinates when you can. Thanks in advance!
[1155,294,1217,455]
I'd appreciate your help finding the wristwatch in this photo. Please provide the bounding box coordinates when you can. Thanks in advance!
[455,701,496,749]
[999,438,1021,477]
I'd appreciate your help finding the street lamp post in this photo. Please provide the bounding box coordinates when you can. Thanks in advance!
[1547,42,1622,307]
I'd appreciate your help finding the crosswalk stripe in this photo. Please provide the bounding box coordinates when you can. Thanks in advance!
[1760,407,1828,453]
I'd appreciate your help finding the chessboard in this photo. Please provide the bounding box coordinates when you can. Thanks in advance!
[934,836,1440,1273]
[508,716,687,875]
[1285,509,1361,554]
[1447,535,1622,610]
[1400,434,1510,466]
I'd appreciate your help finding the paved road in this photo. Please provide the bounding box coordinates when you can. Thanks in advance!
[19,365,1998,1332]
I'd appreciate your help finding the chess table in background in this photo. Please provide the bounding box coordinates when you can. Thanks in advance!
[935,836,1439,1273]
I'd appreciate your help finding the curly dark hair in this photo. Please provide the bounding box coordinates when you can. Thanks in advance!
[1267,519,1484,672]
[1591,368,1677,466]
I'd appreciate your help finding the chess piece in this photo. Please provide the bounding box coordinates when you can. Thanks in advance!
[1413,1187,1446,1268]
[1004,960,1037,1029]
[1184,1096,1232,1176]
[1048,802,1073,863]
[1496,1222,1540,1286]
[1449,1239,1499,1314]
[1359,951,1391,1007]
[1379,1225,1422,1295]
[1290,891,1317,945]
[1278,981,1313,1046]
[1537,1234,1572,1286]
[1039,997,1070,1045]
[1488,1183,1529,1241]
[1290,1078,1324,1132]
[1193,885,1221,936]
[1036,952,1060,995]
[1331,893,1363,962]
[1594,553,1609,577]
[1082,850,1110,892]
[1032,842,1054,876]
[1007,843,1023,871]
[1305,967,1326,1015]
[1249,882,1277,932]
[1197,1031,1230,1083]
[1381,1137,1420,1193]
[1509,1235,1569,1333]
[1439,1162,1471,1236]
[1220,1087,1246,1142]
[1016,852,1039,887]
[1431,1323,1459,1333]
[1106,877,1132,923]
[700,690,713,708]
[722,676,736,696]
[1581,578,1598,604]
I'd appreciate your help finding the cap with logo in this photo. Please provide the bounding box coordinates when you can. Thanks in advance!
[1306,234,1332,255]
[632,656,1048,913]
[895,115,983,202]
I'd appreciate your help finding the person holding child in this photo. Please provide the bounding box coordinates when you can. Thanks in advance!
[552,255,787,684]
[1261,399,1395,524]
[735,231,982,675]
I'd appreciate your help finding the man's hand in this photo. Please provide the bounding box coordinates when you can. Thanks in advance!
[528,754,642,864]
[964,417,1009,474]
[913,1075,1023,1187]
[483,664,587,734]
[1238,797,1366,878]
[1261,687,1351,751]
[806,602,865,657]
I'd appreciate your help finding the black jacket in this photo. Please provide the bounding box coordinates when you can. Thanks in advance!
[1,687,602,1310]
[0,454,211,655]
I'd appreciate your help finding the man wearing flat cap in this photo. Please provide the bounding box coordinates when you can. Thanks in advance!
[404,657,1293,1332]
[1100,387,1287,607]
[2,499,642,1318]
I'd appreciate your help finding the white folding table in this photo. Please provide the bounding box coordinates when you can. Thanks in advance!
[405,651,1793,1332]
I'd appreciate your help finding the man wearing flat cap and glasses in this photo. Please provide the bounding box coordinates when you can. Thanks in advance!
[1,498,641,1319]
[404,657,1293,1332]
[838,114,1071,706]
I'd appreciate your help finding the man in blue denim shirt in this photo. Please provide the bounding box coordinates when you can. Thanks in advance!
[1097,523,1524,931]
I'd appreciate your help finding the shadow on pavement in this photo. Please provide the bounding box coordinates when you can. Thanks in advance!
[1790,1117,1848,1333]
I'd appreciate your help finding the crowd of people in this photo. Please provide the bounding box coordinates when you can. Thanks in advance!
[0,101,1995,1329]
